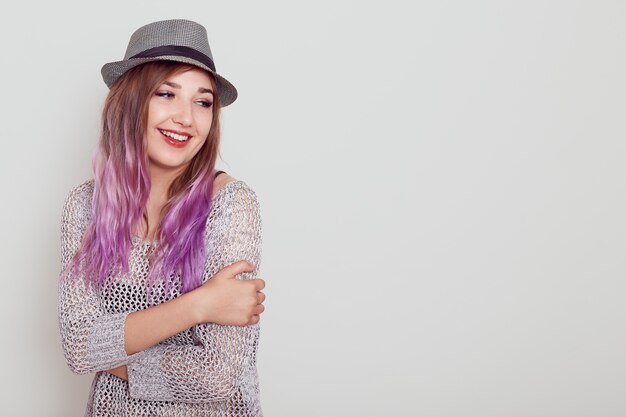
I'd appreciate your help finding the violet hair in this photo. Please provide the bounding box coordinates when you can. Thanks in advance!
[70,61,222,294]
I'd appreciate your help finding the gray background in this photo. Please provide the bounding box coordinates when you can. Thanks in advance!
[1,0,625,416]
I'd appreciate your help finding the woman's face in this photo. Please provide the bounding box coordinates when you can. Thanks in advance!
[145,67,215,177]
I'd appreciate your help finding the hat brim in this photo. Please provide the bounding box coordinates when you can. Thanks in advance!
[101,56,238,107]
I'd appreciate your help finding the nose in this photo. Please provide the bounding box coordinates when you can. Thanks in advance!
[172,102,193,127]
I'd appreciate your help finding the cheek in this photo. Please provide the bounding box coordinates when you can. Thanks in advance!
[195,110,214,136]
[146,100,158,123]
[146,105,167,133]
[194,138,208,154]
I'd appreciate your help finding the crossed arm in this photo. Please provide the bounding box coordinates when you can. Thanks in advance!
[58,181,265,402]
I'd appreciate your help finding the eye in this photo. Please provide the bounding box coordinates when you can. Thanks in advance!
[196,100,213,108]
[155,90,174,99]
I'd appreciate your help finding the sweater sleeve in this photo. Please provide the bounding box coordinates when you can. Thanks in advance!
[127,183,263,403]
[57,181,131,374]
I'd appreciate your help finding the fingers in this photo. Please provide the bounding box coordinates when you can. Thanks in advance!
[218,260,256,279]
[211,260,267,327]
[253,302,265,314]
[248,293,265,323]
[252,278,265,290]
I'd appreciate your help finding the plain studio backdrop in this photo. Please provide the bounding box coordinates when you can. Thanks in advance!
[1,1,624,416]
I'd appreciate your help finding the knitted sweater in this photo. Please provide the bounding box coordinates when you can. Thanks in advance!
[58,179,263,417]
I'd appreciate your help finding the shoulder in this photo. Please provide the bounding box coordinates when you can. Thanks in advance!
[65,179,94,201]
[213,174,259,205]
[61,179,94,225]
[213,173,238,195]
[211,176,261,227]
[206,177,261,245]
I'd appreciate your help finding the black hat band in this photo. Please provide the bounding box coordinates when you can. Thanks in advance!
[130,45,216,72]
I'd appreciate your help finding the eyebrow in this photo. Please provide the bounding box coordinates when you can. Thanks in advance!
[163,81,214,95]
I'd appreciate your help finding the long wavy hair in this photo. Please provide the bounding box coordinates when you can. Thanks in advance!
[71,61,222,294]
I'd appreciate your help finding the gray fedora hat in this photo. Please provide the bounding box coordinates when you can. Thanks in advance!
[101,19,238,106]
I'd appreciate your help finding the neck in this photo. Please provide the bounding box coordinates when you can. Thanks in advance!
[148,162,188,201]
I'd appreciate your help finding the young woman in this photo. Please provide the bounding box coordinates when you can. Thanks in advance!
[58,19,266,416]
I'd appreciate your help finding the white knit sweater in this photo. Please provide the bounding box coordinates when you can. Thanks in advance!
[58,179,263,416]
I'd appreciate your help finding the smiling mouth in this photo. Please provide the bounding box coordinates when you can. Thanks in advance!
[158,129,192,142]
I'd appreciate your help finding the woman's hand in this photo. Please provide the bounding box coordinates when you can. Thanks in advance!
[119,260,265,357]
[192,260,266,326]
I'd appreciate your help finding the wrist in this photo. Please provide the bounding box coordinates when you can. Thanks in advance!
[186,286,212,325]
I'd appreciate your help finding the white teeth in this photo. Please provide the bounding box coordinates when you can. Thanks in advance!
[159,129,191,141]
